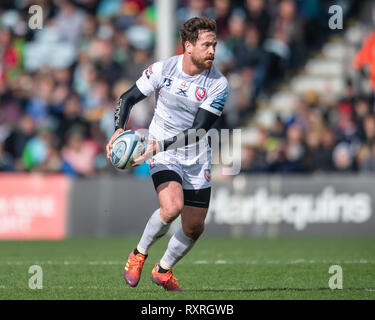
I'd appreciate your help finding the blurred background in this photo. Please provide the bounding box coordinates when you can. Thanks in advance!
[1,0,375,239]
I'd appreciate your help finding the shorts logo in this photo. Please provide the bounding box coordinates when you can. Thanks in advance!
[204,169,211,182]
[149,158,156,168]
[195,87,206,101]
[145,64,154,79]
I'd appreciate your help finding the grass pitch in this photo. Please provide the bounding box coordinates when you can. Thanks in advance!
[0,236,374,300]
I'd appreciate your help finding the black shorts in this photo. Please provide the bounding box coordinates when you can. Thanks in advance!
[151,170,211,208]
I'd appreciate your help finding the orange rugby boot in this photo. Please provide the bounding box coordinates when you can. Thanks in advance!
[123,251,146,287]
[150,263,183,291]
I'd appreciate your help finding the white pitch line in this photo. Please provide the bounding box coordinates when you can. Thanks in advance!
[290,259,305,264]
[214,260,228,264]
[193,260,208,264]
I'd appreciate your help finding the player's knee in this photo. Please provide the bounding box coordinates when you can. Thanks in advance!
[160,201,183,223]
[184,223,204,241]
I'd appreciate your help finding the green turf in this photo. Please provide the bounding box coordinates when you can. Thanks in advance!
[0,236,374,300]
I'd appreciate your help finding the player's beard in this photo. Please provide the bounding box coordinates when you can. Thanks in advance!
[191,54,214,70]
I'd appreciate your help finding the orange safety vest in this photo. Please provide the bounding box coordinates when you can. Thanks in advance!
[353,30,375,91]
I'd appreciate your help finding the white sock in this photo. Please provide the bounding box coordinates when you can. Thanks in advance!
[160,228,195,269]
[136,244,148,256]
[138,208,170,255]
[159,259,172,271]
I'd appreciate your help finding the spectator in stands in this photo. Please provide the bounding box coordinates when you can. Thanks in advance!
[91,38,122,86]
[0,142,13,171]
[0,0,366,177]
[0,26,21,91]
[361,114,375,146]
[232,23,263,72]
[304,130,321,172]
[284,123,306,172]
[240,144,257,174]
[227,67,255,122]
[356,144,371,172]
[359,140,375,171]
[316,128,336,172]
[177,0,206,26]
[61,128,98,176]
[232,23,267,108]
[54,0,86,45]
[332,142,355,172]
[244,0,270,43]
[205,0,232,39]
[25,73,55,125]
[262,0,304,92]
[3,115,36,168]
[225,9,246,53]
[123,25,154,80]
[354,97,371,135]
[21,127,60,172]
[334,112,359,146]
[240,143,267,174]
[56,92,90,148]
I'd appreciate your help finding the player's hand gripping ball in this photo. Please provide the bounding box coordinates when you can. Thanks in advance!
[109,130,146,169]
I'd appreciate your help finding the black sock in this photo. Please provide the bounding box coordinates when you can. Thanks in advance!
[133,248,147,258]
[157,264,169,273]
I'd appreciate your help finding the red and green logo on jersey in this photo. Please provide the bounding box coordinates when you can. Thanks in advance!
[195,87,206,101]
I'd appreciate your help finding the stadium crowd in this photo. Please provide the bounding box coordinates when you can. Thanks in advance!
[0,0,371,177]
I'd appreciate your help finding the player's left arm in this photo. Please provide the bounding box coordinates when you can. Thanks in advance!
[133,78,229,165]
[158,108,220,152]
[105,85,147,159]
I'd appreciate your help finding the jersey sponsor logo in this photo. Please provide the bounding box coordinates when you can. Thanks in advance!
[176,88,188,97]
[176,82,190,96]
[195,87,206,101]
[163,77,173,89]
[145,64,154,79]
[204,169,211,182]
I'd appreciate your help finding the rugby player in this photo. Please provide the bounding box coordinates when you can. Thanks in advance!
[106,17,228,291]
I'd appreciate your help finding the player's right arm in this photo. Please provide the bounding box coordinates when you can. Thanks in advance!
[106,85,147,159]
[106,61,163,159]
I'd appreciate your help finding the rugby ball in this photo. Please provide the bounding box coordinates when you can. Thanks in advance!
[110,130,146,169]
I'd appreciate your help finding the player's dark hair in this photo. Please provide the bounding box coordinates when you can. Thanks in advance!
[180,17,217,53]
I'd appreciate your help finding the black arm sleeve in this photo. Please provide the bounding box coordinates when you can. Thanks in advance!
[160,108,219,151]
[114,84,147,131]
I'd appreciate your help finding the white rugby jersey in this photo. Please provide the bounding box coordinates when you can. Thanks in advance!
[135,55,228,141]
[135,55,228,164]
